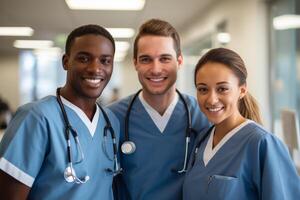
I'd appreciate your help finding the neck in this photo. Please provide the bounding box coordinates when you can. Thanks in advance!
[142,87,176,115]
[59,86,96,121]
[213,114,246,148]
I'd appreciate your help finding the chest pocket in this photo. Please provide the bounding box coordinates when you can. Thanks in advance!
[206,175,238,200]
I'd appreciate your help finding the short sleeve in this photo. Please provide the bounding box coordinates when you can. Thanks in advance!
[0,106,49,187]
[258,135,300,199]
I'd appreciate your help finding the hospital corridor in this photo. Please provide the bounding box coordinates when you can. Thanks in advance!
[0,0,300,199]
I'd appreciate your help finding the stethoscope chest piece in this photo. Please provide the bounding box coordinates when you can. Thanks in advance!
[64,166,90,183]
[121,141,136,154]
[64,166,76,183]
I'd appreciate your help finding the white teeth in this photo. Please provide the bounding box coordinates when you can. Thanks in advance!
[149,78,164,82]
[85,78,101,84]
[208,107,222,112]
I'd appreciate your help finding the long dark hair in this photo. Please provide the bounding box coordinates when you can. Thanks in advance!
[194,48,262,124]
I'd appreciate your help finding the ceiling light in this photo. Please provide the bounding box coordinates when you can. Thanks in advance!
[0,27,34,36]
[13,40,54,49]
[34,47,62,57]
[273,15,300,30]
[217,32,231,44]
[106,28,135,38]
[66,0,145,10]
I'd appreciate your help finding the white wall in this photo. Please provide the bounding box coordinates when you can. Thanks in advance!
[118,58,141,98]
[181,0,271,128]
[0,54,20,111]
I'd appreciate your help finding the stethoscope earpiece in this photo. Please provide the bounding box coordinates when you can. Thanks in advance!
[121,141,136,154]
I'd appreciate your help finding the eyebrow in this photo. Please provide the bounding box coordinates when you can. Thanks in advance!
[138,53,173,58]
[216,81,229,85]
[160,54,172,57]
[76,51,113,58]
[138,55,150,58]
[76,51,91,56]
[196,81,229,86]
[196,83,206,87]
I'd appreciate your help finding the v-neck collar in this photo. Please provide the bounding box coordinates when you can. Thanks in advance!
[203,120,252,166]
[138,92,179,133]
[60,96,100,137]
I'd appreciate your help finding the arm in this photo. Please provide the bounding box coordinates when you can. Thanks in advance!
[259,134,300,199]
[0,170,30,200]
[0,105,48,199]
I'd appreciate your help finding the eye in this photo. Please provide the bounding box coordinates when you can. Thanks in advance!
[76,54,90,63]
[100,57,112,66]
[217,86,229,93]
[196,86,208,94]
[160,56,172,63]
[139,56,152,64]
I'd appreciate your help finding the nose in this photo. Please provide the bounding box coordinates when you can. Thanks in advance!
[206,91,219,105]
[150,59,162,74]
[88,58,101,72]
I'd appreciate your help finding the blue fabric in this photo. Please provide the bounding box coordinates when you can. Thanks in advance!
[183,122,300,200]
[0,96,120,200]
[108,93,209,200]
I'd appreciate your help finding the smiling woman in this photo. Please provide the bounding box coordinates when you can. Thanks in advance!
[182,48,300,200]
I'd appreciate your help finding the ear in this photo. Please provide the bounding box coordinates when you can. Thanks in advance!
[62,54,69,71]
[177,54,183,69]
[239,83,247,99]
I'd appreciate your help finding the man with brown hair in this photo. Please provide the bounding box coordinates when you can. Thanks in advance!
[108,19,209,199]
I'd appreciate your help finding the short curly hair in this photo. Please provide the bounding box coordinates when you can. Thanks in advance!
[65,24,115,55]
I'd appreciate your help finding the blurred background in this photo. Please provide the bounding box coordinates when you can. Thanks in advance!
[0,0,300,164]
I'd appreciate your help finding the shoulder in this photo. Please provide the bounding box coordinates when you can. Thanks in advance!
[177,92,199,112]
[1,97,56,153]
[246,122,277,141]
[244,122,288,151]
[101,107,119,125]
[180,93,198,105]
[14,96,57,122]
[106,94,134,116]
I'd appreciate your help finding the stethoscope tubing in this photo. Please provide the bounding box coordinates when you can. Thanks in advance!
[123,89,195,173]
[190,125,215,168]
[56,88,121,184]
[124,89,192,142]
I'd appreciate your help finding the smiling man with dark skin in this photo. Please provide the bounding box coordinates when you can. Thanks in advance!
[0,24,120,200]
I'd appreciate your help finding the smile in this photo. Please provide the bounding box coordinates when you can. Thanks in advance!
[148,77,166,82]
[83,77,104,85]
[207,107,223,112]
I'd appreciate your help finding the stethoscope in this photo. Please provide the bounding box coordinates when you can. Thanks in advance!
[56,88,122,184]
[190,125,214,168]
[121,89,197,173]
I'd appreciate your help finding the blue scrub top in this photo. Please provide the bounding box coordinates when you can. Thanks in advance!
[0,96,120,200]
[183,122,300,200]
[108,92,209,200]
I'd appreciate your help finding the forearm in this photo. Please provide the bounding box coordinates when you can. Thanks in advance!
[0,170,30,200]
